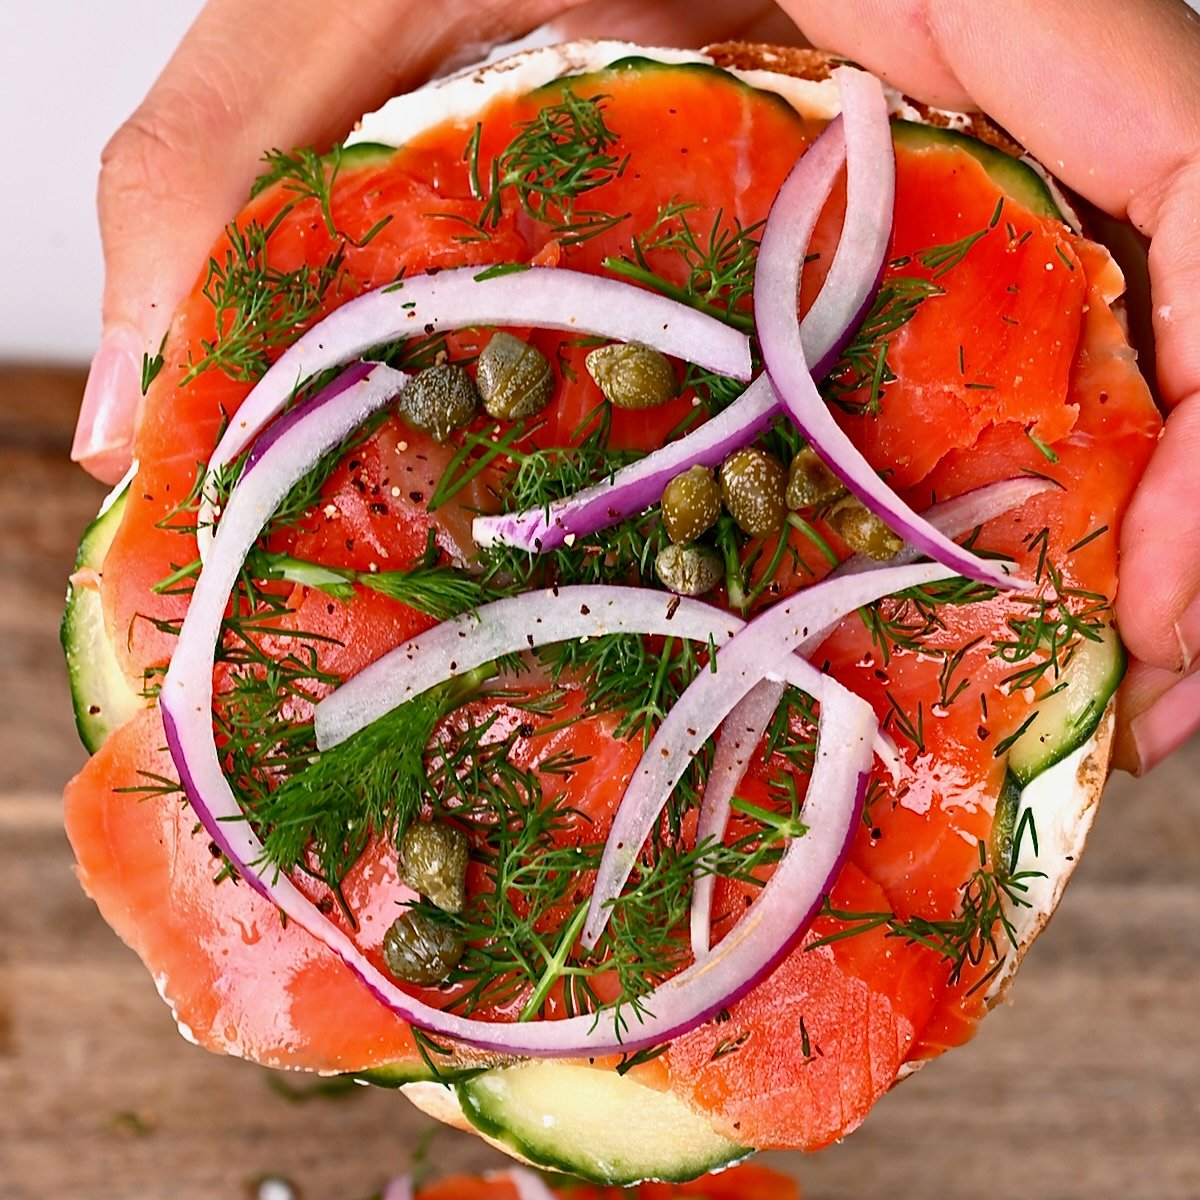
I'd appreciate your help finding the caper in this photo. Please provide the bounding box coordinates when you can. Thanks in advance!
[382,910,464,986]
[476,332,554,421]
[655,542,724,597]
[400,820,469,912]
[827,497,904,561]
[661,466,721,544]
[585,342,678,410]
[397,364,479,442]
[720,448,787,536]
[786,446,846,511]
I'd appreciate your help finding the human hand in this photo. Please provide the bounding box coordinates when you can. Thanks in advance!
[80,0,1200,772]
[73,0,594,483]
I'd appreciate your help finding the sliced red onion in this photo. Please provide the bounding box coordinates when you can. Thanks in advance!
[690,678,786,959]
[473,374,779,553]
[159,357,879,1056]
[757,67,1030,591]
[582,559,956,950]
[829,476,1058,579]
[314,582,881,754]
[381,1177,413,1200]
[195,266,752,562]
[689,477,1047,959]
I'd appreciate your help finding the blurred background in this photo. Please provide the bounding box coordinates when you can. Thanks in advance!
[0,4,1197,1199]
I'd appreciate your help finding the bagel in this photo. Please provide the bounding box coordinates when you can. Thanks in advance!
[63,38,1158,1186]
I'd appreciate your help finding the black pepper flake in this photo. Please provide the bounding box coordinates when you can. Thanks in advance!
[317,896,335,915]
[409,491,424,503]
[369,502,388,515]
[208,841,222,859]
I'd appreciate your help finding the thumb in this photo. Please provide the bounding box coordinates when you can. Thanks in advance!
[72,0,587,483]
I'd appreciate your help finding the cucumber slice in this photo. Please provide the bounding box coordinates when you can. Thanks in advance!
[891,120,1063,221]
[336,141,394,171]
[538,56,803,125]
[352,1058,482,1088]
[1005,624,1125,787]
[61,485,145,752]
[456,1061,748,1185]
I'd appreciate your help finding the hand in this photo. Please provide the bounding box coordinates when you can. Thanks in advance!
[81,0,1200,772]
[73,0,593,483]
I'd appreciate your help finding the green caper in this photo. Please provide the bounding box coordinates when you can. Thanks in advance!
[786,446,846,511]
[585,342,678,410]
[476,332,555,421]
[400,820,469,913]
[720,448,787,536]
[827,497,904,561]
[661,466,721,544]
[382,910,464,986]
[654,542,724,597]
[397,364,479,442]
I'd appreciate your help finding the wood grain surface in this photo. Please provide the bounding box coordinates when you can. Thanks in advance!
[1,366,1197,1199]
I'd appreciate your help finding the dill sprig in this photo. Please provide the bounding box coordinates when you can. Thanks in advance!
[823,275,944,415]
[410,707,811,1025]
[460,90,629,245]
[478,409,667,592]
[183,222,348,384]
[253,665,495,884]
[991,558,1109,692]
[602,198,763,333]
[539,633,708,746]
[812,836,1044,989]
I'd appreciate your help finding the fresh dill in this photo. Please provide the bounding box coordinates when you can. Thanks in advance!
[140,332,167,395]
[602,198,763,333]
[183,221,347,383]
[539,633,708,746]
[991,560,1109,691]
[812,838,1044,988]
[460,90,630,244]
[253,665,495,885]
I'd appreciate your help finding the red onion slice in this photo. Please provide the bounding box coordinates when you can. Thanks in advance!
[315,581,901,762]
[689,477,1048,959]
[757,67,1031,591]
[473,374,780,553]
[689,678,786,959]
[829,476,1058,579]
[159,360,880,1056]
[581,559,956,950]
[196,266,753,561]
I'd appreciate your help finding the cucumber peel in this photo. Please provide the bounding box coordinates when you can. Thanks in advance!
[61,485,146,753]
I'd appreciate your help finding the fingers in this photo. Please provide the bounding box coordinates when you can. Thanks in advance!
[547,0,783,49]
[1118,387,1200,658]
[75,0,588,482]
[1113,658,1200,774]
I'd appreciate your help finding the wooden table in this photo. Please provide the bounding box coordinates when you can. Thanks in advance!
[2,366,1197,1199]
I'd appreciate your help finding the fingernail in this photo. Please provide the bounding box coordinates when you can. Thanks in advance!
[1130,669,1200,773]
[72,326,142,484]
[1174,594,1200,673]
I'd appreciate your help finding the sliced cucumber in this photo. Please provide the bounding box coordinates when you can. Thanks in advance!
[61,485,145,752]
[352,1058,482,1088]
[1006,624,1125,787]
[455,1061,747,1185]
[538,55,803,125]
[891,120,1063,221]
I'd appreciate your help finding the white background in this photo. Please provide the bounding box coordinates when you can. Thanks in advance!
[0,3,205,362]
[1,2,1197,364]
